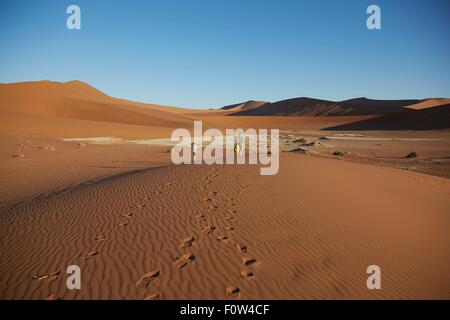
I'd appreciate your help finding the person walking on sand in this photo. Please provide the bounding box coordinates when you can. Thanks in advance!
[191,142,198,157]
[234,142,240,154]
[237,133,243,155]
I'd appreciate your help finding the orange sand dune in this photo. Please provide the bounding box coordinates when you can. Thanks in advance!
[0,80,378,138]
[0,80,191,114]
[0,80,194,138]
[0,109,184,139]
[221,100,268,112]
[406,98,450,110]
[0,153,448,299]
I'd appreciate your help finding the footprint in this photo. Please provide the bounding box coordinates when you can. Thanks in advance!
[47,270,61,282]
[33,270,61,280]
[195,214,205,219]
[84,251,99,260]
[144,293,160,300]
[203,198,213,203]
[240,270,255,279]
[216,235,228,241]
[49,270,61,277]
[118,222,128,228]
[226,287,241,299]
[235,243,247,253]
[136,270,160,288]
[209,191,218,197]
[243,256,259,268]
[174,254,195,270]
[165,182,173,186]
[225,216,234,221]
[122,213,133,218]
[95,235,107,241]
[180,236,195,249]
[33,274,48,280]
[136,204,146,209]
[45,293,60,300]
[208,205,219,211]
[202,226,216,235]
[224,226,234,231]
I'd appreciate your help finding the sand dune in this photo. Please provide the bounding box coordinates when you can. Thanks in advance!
[0,80,378,137]
[2,81,448,138]
[342,97,420,110]
[325,104,450,131]
[229,97,367,116]
[0,153,448,299]
[406,98,450,110]
[227,97,447,117]
[0,80,194,138]
[221,100,268,112]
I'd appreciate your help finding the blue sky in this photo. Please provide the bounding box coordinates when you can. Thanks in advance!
[0,0,449,109]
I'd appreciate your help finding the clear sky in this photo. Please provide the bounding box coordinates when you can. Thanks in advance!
[0,0,449,109]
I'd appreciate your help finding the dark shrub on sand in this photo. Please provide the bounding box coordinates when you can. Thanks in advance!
[406,152,417,158]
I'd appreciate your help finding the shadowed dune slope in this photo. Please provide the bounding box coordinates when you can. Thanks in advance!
[228,97,447,117]
[342,97,420,109]
[324,104,450,131]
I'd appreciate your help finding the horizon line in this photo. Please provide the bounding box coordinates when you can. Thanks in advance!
[1,79,448,110]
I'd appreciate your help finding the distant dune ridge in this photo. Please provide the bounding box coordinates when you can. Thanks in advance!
[324,104,450,131]
[0,80,449,137]
[221,100,268,112]
[225,97,450,117]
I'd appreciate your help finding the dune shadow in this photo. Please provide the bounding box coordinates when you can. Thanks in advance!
[323,104,450,131]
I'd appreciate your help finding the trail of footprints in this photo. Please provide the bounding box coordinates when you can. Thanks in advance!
[198,169,260,298]
[34,169,258,300]
[33,180,176,300]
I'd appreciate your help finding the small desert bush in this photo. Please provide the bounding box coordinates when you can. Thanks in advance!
[12,153,25,158]
[38,144,56,151]
[406,152,417,158]
[333,151,345,157]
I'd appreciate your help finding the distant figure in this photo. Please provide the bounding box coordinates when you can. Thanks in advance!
[234,142,240,154]
[191,142,198,156]
[237,134,243,155]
